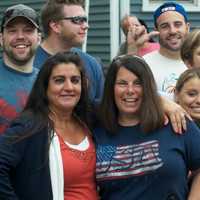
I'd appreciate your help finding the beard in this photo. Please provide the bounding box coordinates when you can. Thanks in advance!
[2,45,36,66]
[59,30,85,48]
[159,34,184,52]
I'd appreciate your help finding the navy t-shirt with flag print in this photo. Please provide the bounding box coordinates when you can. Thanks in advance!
[93,121,200,200]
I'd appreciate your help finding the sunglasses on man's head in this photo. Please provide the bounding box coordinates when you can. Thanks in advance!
[61,16,87,25]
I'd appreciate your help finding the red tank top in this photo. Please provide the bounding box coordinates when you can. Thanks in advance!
[58,132,98,200]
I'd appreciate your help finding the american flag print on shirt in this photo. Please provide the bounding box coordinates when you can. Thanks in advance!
[96,140,163,181]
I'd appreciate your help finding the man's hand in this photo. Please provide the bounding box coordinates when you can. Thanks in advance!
[127,25,159,55]
[161,96,192,134]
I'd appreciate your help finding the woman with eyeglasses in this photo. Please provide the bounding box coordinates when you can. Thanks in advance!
[94,55,200,200]
[0,52,98,200]
[175,68,200,128]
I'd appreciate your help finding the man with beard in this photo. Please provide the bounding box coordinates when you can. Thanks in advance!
[0,4,40,134]
[33,0,104,105]
[143,2,189,98]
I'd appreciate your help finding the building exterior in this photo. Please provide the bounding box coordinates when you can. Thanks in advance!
[0,0,200,68]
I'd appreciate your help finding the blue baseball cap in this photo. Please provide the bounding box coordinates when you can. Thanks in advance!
[154,2,188,27]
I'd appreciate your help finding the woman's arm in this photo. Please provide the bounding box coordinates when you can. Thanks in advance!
[0,124,28,199]
[188,170,200,200]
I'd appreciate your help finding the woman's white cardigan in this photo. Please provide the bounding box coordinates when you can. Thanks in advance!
[49,133,64,200]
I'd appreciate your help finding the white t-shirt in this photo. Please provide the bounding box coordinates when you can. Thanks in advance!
[143,51,187,98]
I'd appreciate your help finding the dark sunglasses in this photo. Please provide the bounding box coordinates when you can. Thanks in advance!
[61,16,87,25]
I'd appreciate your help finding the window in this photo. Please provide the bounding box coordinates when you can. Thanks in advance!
[142,0,200,12]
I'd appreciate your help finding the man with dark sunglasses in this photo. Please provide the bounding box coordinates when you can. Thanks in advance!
[34,0,104,105]
[0,4,40,134]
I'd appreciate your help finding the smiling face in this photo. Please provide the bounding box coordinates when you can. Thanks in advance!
[114,67,143,123]
[156,11,189,52]
[176,77,200,121]
[1,17,40,65]
[47,62,81,115]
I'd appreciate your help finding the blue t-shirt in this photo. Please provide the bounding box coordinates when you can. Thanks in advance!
[0,60,38,134]
[93,122,200,200]
[33,46,104,104]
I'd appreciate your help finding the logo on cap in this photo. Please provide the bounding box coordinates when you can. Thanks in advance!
[161,6,176,13]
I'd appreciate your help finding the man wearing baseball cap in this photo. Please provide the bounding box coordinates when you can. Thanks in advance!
[143,2,189,98]
[0,4,41,134]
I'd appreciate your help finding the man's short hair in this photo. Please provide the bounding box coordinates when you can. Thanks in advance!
[41,0,85,36]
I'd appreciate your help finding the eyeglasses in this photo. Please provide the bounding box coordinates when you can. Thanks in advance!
[61,16,87,25]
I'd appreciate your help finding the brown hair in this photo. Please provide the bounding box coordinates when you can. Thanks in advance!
[175,68,200,93]
[41,0,85,36]
[8,51,92,144]
[181,29,200,67]
[100,55,165,133]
